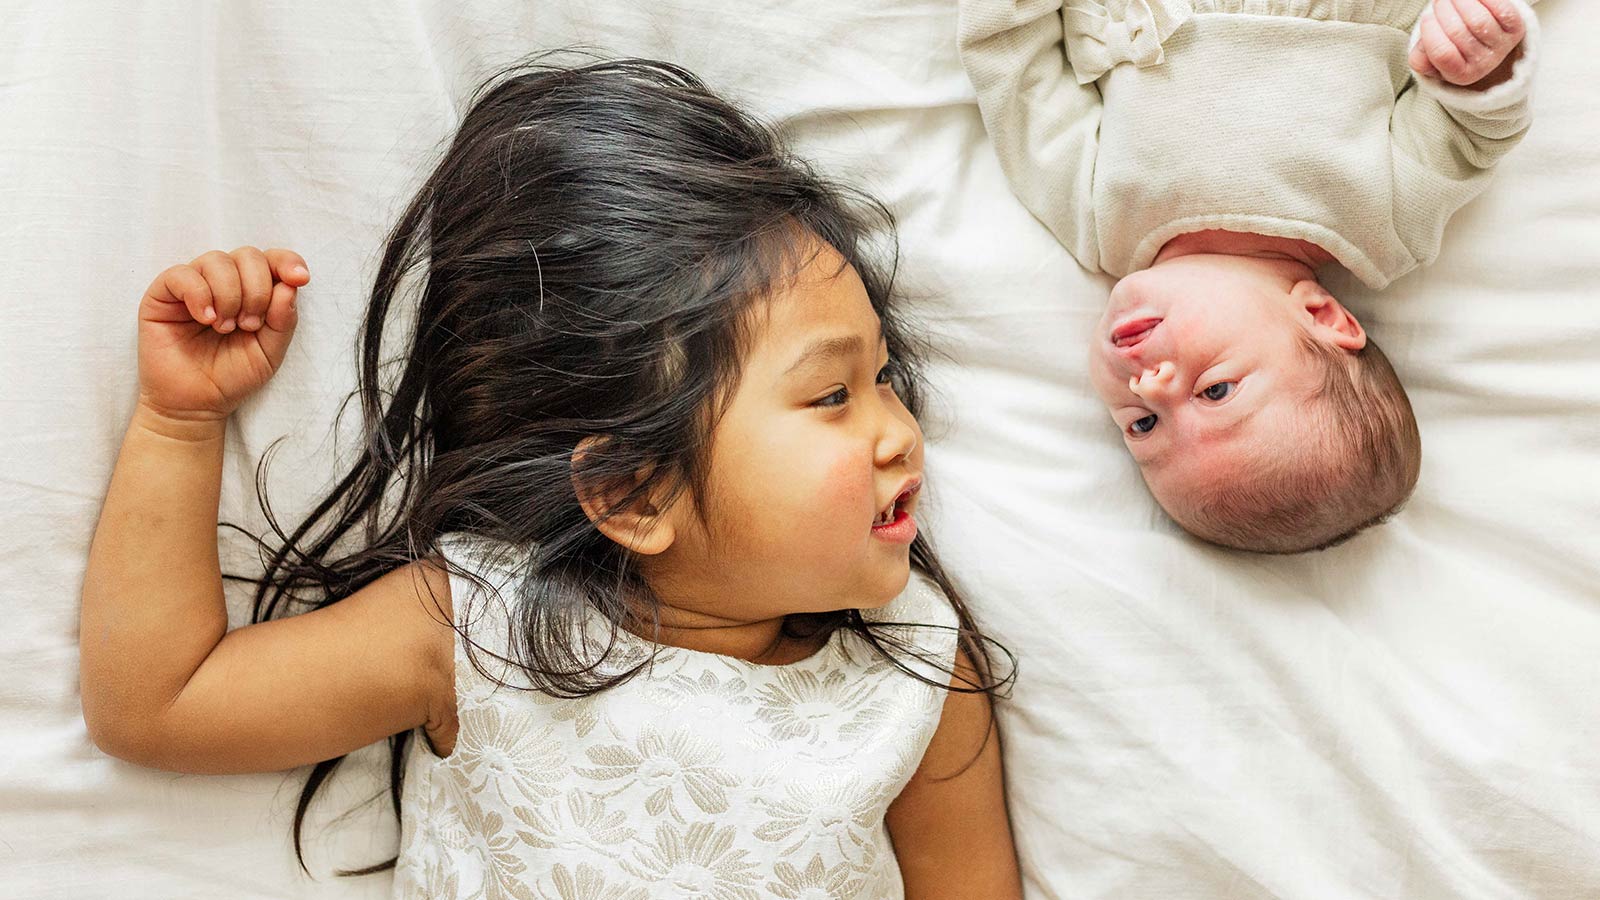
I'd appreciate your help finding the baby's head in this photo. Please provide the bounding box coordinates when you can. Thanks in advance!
[1089,251,1421,553]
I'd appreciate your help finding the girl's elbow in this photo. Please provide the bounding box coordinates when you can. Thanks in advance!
[82,704,175,771]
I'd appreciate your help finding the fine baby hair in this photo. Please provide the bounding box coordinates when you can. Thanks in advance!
[1172,333,1420,554]
[233,58,1008,872]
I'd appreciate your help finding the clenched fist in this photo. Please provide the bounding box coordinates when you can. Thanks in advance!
[137,246,309,422]
[1409,0,1527,89]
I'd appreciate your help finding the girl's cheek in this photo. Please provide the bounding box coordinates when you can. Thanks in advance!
[818,446,874,522]
[765,441,871,534]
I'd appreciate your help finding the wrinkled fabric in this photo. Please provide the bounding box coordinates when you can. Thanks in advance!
[8,2,1600,898]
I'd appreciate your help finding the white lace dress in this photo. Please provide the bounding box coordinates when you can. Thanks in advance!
[390,536,958,900]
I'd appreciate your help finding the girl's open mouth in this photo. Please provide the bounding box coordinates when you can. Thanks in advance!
[872,480,920,543]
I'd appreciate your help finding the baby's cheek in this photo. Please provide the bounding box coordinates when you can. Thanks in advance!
[1088,353,1126,407]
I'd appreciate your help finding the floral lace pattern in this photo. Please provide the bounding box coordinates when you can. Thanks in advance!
[392,537,957,900]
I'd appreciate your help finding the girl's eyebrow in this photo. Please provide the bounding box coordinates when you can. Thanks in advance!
[783,325,884,376]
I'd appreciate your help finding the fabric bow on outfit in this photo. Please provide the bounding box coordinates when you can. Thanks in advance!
[1062,0,1193,82]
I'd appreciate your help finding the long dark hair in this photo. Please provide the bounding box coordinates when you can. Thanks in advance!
[238,56,1011,876]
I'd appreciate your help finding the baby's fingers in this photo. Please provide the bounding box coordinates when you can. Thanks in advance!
[1416,8,1476,84]
[144,263,216,326]
[1451,0,1522,48]
[1409,39,1440,78]
[1476,0,1525,36]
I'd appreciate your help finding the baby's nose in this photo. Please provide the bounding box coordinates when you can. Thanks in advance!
[1128,361,1178,399]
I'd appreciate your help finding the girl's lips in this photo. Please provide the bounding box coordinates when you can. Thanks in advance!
[1111,317,1162,348]
[871,507,917,544]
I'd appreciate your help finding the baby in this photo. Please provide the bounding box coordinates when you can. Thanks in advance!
[961,0,1539,551]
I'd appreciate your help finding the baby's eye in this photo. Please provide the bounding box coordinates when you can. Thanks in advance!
[1129,414,1158,435]
[1200,381,1237,402]
[814,387,850,408]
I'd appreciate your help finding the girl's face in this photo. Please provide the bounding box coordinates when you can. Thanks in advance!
[643,241,924,628]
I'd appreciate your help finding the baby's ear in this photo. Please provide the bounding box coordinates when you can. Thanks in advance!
[1293,280,1367,351]
[571,437,678,555]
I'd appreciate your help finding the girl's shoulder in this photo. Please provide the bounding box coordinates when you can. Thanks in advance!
[431,533,527,623]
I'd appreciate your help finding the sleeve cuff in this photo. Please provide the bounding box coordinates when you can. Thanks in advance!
[1409,0,1540,115]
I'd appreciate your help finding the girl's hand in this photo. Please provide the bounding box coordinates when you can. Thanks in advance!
[137,247,309,422]
[1409,0,1526,88]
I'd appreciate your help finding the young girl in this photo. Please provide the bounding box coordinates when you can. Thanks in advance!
[78,59,1022,898]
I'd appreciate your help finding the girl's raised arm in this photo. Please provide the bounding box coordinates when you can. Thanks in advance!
[79,248,456,774]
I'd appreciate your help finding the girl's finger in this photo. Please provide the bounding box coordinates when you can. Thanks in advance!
[191,250,244,334]
[263,279,298,334]
[263,248,311,287]
[230,246,274,333]
[146,264,216,325]
[255,280,299,368]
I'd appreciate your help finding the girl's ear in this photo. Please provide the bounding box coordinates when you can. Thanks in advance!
[1293,279,1367,351]
[571,437,677,556]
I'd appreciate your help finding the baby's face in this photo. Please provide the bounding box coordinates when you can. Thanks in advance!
[1088,253,1357,510]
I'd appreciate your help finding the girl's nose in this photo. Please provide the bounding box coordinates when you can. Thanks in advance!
[876,403,921,466]
[1128,361,1177,400]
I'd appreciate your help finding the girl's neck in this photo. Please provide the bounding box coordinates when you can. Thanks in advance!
[627,603,826,665]
[1156,229,1336,270]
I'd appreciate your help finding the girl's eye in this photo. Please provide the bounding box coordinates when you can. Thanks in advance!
[814,387,850,408]
[1129,414,1158,435]
[1200,381,1237,402]
[876,359,900,387]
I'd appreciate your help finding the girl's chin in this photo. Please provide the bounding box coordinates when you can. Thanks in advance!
[861,565,912,610]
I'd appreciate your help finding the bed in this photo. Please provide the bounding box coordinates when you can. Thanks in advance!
[3,1,1596,896]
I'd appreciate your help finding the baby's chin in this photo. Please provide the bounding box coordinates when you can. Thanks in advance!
[1098,278,1163,338]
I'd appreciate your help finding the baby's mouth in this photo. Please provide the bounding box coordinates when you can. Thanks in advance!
[1110,317,1162,349]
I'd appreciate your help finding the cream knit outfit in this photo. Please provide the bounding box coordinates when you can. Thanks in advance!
[958,0,1541,289]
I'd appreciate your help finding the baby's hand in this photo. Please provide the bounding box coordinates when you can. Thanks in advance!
[137,247,309,422]
[1409,0,1526,88]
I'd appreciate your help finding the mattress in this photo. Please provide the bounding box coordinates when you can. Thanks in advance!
[2,1,1596,897]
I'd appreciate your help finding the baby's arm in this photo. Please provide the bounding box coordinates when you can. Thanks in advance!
[1390,0,1538,268]
[79,249,456,774]
[958,0,1103,270]
[885,650,1023,899]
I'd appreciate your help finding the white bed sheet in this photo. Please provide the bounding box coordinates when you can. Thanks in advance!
[2,1,1597,897]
